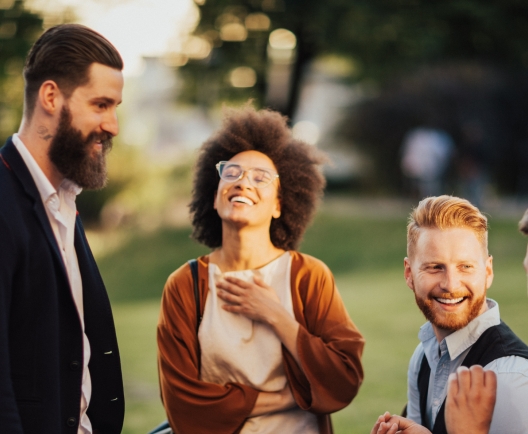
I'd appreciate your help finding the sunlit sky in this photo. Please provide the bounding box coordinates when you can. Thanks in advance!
[27,0,199,76]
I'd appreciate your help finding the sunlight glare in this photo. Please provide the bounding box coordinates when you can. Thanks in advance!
[27,0,199,76]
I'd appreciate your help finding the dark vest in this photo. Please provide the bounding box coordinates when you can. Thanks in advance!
[418,321,528,434]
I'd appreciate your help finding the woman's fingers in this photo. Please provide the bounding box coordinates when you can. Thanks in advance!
[371,412,393,434]
[216,274,283,323]
[223,275,252,288]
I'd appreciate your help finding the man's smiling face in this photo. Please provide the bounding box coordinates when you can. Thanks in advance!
[48,62,123,189]
[404,227,494,340]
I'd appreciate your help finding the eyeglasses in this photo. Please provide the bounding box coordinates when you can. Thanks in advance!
[216,161,279,188]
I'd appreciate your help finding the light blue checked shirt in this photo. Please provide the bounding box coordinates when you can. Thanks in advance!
[407,299,528,433]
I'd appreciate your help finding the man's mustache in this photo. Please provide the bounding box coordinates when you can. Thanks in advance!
[86,131,113,153]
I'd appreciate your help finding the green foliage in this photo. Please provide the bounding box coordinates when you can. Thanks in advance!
[98,227,208,302]
[183,1,528,194]
[0,0,43,143]
[183,0,528,105]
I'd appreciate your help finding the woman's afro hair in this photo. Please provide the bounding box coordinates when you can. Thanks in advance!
[189,105,327,251]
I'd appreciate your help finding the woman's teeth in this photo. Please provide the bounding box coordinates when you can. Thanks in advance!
[231,196,253,206]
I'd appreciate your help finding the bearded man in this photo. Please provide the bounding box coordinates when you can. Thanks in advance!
[399,195,528,434]
[0,24,124,433]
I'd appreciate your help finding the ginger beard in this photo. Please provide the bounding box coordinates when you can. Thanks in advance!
[414,289,486,332]
[48,106,113,190]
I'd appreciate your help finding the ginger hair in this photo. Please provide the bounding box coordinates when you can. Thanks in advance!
[407,195,488,257]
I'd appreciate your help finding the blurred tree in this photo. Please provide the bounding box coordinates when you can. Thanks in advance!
[0,0,43,143]
[180,0,528,119]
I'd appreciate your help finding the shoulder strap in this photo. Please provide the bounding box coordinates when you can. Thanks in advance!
[187,259,202,333]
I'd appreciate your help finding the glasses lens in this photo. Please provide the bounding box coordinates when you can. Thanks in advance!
[220,163,242,181]
[250,168,273,187]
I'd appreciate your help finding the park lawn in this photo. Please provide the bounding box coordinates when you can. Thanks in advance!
[98,211,528,434]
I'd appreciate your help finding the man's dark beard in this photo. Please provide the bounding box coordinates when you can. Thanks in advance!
[48,106,113,190]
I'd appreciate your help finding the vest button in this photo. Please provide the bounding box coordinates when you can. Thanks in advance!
[66,417,77,427]
[70,360,80,371]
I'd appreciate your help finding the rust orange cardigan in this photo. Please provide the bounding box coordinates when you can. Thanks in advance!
[157,252,365,434]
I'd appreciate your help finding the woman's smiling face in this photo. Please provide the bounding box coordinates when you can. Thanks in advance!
[213,150,281,229]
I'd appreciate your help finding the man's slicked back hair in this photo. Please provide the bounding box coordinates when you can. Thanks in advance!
[407,195,488,257]
[23,23,123,119]
[190,105,327,251]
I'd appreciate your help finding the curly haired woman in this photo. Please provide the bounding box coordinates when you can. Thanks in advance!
[157,105,365,434]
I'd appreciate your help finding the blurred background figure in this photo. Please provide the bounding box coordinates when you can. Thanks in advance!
[400,127,454,199]
[457,120,490,208]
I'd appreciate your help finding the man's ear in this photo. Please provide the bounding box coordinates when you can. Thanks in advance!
[404,257,415,291]
[38,80,63,115]
[485,254,494,289]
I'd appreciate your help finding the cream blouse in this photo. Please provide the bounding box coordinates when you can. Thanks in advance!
[198,251,318,433]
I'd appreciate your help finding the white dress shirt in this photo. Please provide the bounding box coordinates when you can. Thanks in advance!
[12,134,92,434]
[407,298,528,433]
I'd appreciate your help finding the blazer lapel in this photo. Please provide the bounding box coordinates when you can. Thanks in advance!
[74,216,96,289]
[1,137,68,279]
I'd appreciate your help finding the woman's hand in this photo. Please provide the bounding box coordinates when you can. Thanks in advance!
[249,382,297,417]
[370,412,431,434]
[216,275,282,324]
[216,274,302,366]
[445,365,496,434]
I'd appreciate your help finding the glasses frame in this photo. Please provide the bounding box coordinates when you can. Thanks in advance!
[215,161,279,188]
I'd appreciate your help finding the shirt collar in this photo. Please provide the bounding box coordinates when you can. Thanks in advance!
[60,178,82,197]
[418,298,500,361]
[12,133,82,202]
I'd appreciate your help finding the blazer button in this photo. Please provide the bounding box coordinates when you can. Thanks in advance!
[70,360,80,371]
[66,417,77,427]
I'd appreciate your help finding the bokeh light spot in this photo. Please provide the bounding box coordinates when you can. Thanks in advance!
[229,66,257,88]
[292,121,320,145]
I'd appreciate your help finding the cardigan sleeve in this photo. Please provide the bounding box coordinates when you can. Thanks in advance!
[283,252,365,414]
[157,258,259,434]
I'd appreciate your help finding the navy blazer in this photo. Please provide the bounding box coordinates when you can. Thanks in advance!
[0,138,124,433]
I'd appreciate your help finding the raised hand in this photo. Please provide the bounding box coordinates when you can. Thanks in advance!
[445,365,497,434]
[216,274,302,364]
[216,274,282,324]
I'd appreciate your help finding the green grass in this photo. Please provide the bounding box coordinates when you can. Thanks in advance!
[97,210,528,434]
